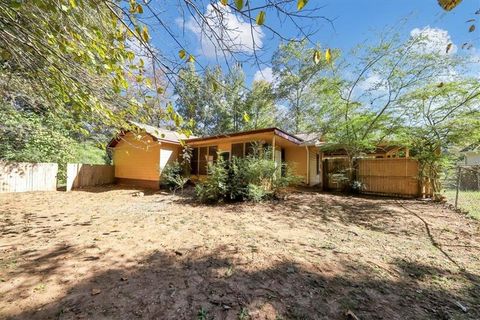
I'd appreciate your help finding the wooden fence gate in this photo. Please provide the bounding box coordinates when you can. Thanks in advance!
[0,161,58,193]
[323,158,422,197]
[357,158,420,197]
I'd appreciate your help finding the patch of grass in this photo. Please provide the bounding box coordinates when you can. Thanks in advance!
[197,307,208,320]
[238,307,250,320]
[443,189,480,219]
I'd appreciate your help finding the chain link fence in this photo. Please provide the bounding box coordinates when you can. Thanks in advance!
[442,165,480,219]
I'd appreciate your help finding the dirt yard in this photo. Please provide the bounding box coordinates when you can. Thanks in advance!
[1,187,479,320]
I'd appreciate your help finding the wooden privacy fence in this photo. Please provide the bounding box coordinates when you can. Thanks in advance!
[0,161,58,193]
[324,158,426,197]
[66,163,114,191]
[357,158,420,197]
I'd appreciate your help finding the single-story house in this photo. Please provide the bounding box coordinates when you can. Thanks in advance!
[107,122,408,190]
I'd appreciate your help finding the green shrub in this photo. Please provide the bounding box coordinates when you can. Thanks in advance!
[195,157,228,203]
[161,161,189,192]
[195,147,298,203]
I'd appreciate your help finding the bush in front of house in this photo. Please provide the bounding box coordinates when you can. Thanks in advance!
[161,161,189,192]
[195,149,298,203]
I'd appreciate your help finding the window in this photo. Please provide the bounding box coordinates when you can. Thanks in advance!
[219,152,230,162]
[199,147,208,175]
[191,147,199,174]
[191,145,218,175]
[231,143,244,158]
[208,146,218,164]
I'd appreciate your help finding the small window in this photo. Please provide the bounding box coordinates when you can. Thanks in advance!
[231,143,244,158]
[199,147,208,175]
[191,148,199,175]
[219,152,230,162]
[208,146,218,164]
[316,154,320,175]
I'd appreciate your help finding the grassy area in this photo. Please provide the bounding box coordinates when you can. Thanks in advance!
[443,189,480,219]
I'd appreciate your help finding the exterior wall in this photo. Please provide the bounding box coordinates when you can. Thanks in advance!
[465,152,480,165]
[112,132,161,188]
[159,143,181,173]
[308,147,322,187]
[284,146,308,184]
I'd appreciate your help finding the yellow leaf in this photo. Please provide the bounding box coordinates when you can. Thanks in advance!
[446,43,452,53]
[256,11,266,25]
[136,4,143,14]
[297,0,308,11]
[243,112,250,122]
[313,49,321,64]
[469,24,476,32]
[188,55,195,63]
[156,87,164,94]
[220,0,228,5]
[141,26,149,42]
[179,49,186,59]
[437,0,462,11]
[235,0,243,10]
[69,0,77,8]
[325,48,332,64]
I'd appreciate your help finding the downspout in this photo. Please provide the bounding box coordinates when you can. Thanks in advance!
[305,145,310,186]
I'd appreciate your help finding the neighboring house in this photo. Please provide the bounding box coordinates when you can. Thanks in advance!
[461,144,480,165]
[107,122,408,190]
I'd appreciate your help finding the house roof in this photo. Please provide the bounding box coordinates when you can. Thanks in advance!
[460,143,480,153]
[186,127,304,145]
[107,121,195,148]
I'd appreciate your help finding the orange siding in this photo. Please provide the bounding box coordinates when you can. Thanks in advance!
[285,146,308,184]
[113,132,161,181]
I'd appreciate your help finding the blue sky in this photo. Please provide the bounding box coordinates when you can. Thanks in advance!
[148,0,480,85]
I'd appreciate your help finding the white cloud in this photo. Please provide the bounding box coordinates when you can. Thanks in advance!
[410,27,457,55]
[184,2,264,58]
[253,67,273,83]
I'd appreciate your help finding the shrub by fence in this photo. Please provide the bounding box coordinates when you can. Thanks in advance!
[66,163,114,191]
[0,161,58,193]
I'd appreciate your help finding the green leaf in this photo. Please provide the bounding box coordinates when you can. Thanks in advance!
[156,87,164,94]
[256,11,266,25]
[179,49,186,59]
[235,0,244,11]
[297,0,308,11]
[313,49,321,64]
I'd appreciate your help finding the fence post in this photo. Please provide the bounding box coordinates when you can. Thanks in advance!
[454,166,460,209]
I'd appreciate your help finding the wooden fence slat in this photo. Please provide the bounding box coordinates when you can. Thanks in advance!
[323,158,423,197]
[0,161,58,193]
[66,163,114,191]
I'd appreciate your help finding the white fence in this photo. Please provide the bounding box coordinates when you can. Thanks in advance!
[66,163,114,191]
[0,161,58,193]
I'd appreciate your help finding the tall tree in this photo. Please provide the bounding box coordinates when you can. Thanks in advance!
[244,80,276,130]
[272,40,334,133]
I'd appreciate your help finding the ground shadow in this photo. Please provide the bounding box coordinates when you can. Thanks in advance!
[7,244,479,320]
